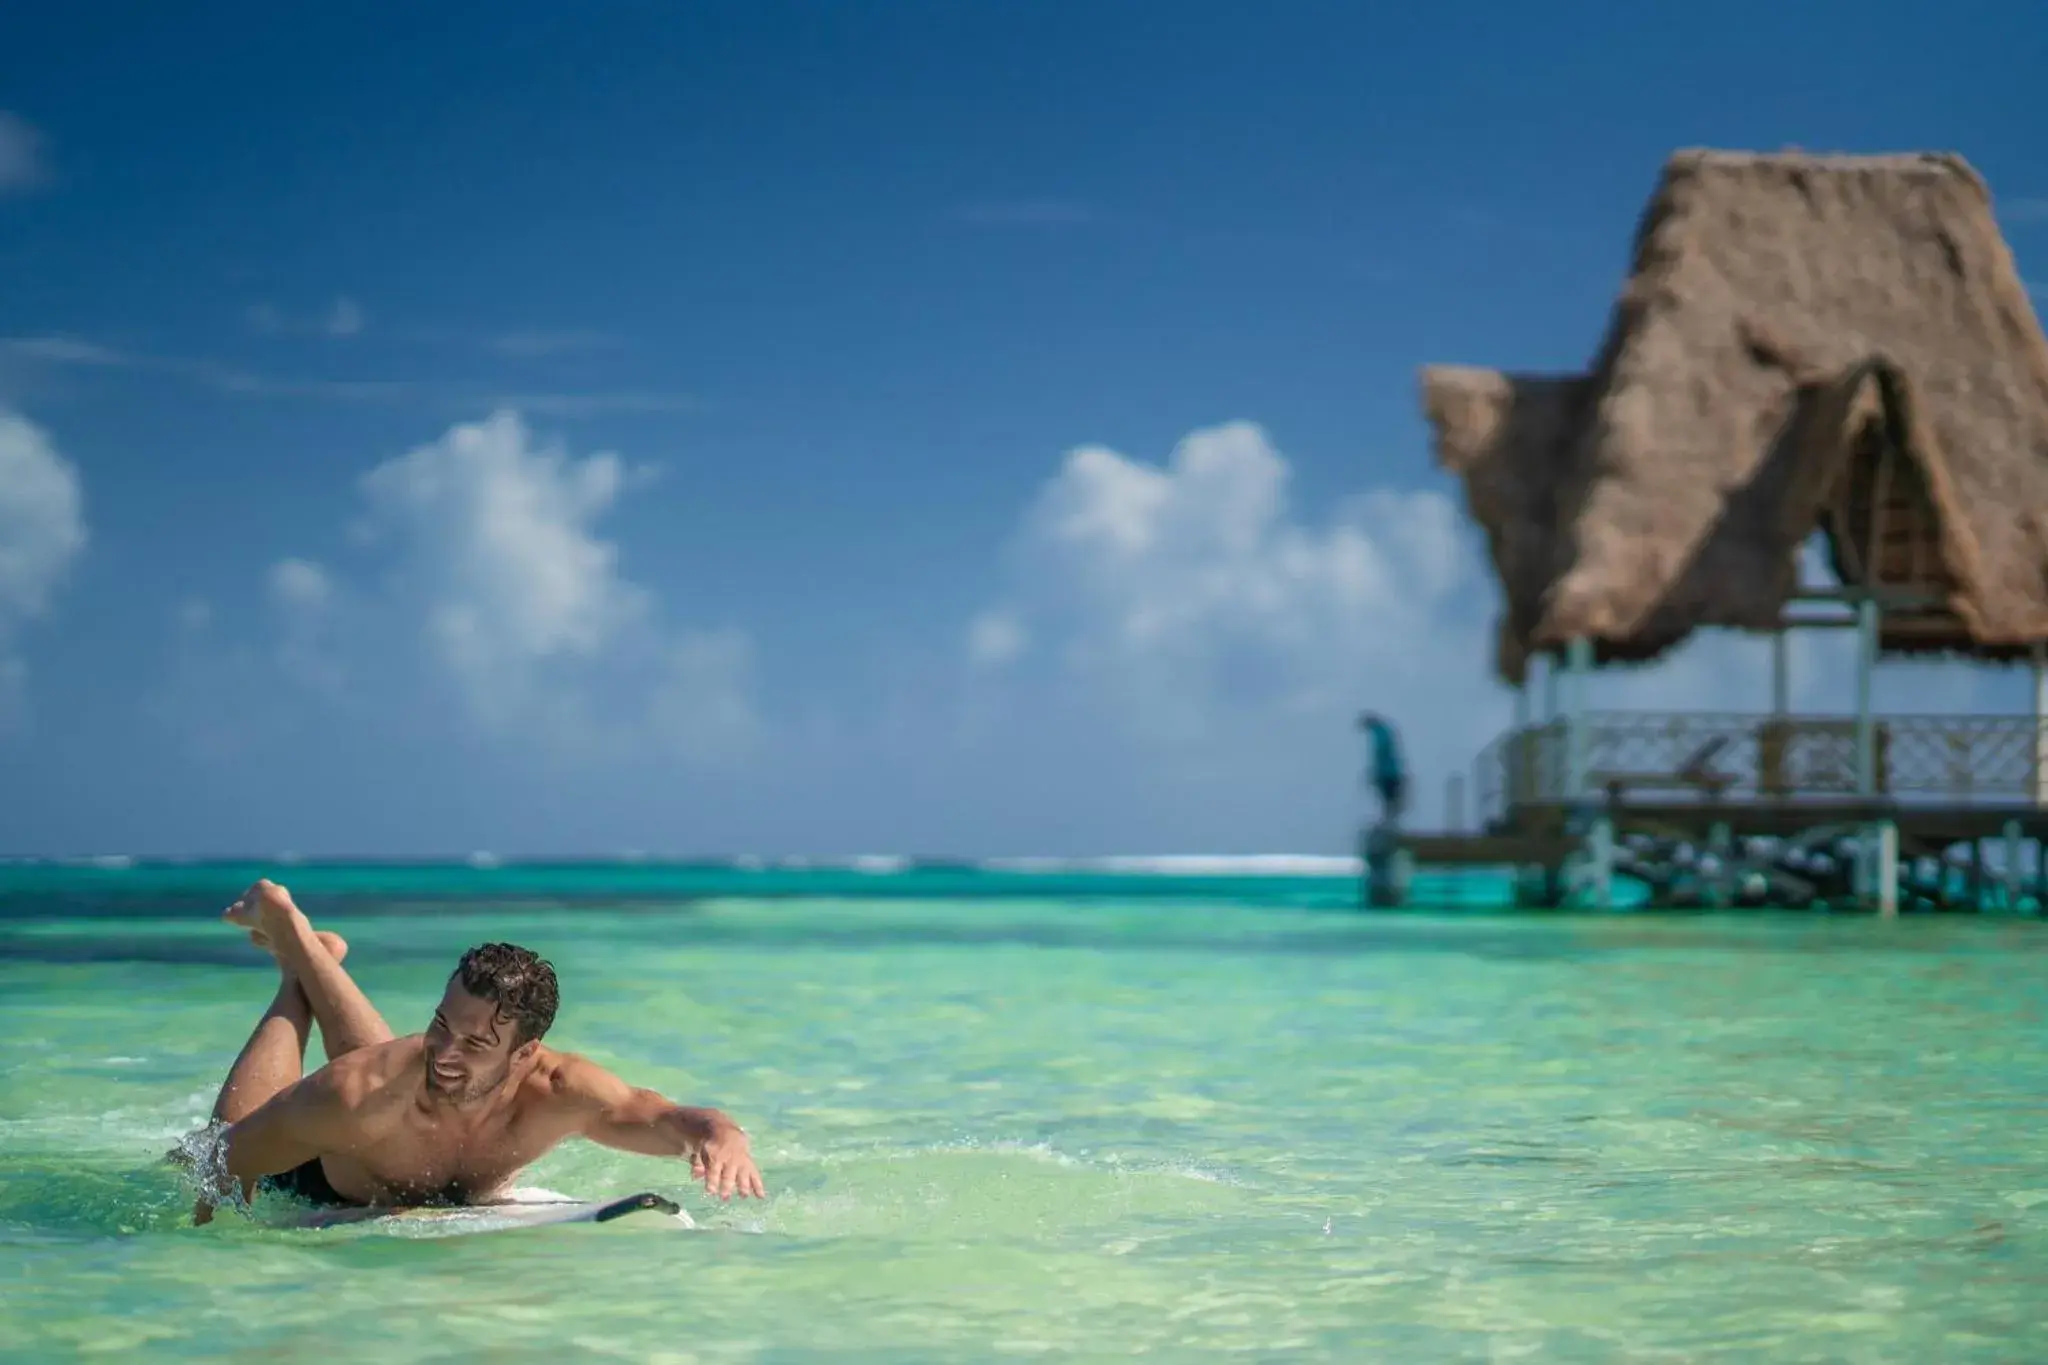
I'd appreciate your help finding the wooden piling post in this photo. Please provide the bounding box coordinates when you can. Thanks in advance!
[1855,596,1882,909]
[1709,822,1733,909]
[2003,820,2023,911]
[1876,822,1900,919]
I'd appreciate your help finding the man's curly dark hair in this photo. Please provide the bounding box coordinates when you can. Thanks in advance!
[454,943,560,1044]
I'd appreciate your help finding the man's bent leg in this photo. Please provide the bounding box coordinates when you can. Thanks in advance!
[196,967,318,1223]
[211,976,314,1125]
[228,881,395,1062]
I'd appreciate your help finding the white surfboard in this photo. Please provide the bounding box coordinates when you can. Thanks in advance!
[283,1189,696,1235]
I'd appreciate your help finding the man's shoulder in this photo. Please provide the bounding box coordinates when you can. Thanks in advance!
[319,1035,425,1102]
[521,1047,621,1108]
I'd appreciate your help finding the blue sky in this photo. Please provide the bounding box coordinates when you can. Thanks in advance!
[1,1,2044,858]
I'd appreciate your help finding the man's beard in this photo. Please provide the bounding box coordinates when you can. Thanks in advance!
[423,1059,506,1104]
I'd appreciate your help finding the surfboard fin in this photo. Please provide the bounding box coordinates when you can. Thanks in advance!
[592,1192,682,1222]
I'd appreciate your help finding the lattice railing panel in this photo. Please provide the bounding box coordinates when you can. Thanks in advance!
[1879,717,2037,796]
[1473,712,2048,820]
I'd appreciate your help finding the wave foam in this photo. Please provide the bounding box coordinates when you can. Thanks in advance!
[977,854,1358,878]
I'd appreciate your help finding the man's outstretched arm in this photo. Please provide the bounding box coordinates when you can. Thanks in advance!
[556,1056,766,1201]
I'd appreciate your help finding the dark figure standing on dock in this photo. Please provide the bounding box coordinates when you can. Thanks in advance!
[1357,712,1408,828]
[1357,712,1411,909]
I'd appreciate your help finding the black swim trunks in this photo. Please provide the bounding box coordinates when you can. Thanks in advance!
[261,1157,360,1208]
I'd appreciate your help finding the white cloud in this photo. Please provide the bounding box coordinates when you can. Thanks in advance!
[0,113,46,195]
[485,329,614,358]
[965,610,1028,668]
[647,629,764,763]
[267,558,333,614]
[4,336,123,366]
[5,332,692,417]
[326,297,366,337]
[361,412,640,691]
[0,413,86,621]
[176,597,213,632]
[0,408,87,724]
[988,422,1493,743]
[246,297,368,338]
[258,559,342,695]
[357,409,757,758]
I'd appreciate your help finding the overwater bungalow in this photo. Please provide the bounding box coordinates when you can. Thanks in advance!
[1384,148,2048,912]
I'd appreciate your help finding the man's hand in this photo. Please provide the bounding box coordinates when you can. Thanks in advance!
[690,1116,766,1201]
[560,1056,767,1201]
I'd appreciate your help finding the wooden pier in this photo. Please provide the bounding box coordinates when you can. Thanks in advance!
[1364,706,2048,912]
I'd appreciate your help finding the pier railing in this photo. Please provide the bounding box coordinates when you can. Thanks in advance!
[1474,711,2047,825]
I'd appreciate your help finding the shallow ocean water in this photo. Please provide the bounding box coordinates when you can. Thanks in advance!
[2,863,2045,1361]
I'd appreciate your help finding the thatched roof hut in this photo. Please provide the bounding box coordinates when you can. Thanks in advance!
[1422,149,2048,684]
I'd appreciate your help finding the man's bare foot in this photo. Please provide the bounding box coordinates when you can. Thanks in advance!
[224,880,346,964]
[222,878,298,934]
[248,926,349,964]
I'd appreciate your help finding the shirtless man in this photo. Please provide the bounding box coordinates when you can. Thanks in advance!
[191,879,765,1222]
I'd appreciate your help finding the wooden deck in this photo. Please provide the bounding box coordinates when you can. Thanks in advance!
[1363,709,2048,911]
[1494,798,2048,844]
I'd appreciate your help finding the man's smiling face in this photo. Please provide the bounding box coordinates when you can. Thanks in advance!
[422,979,531,1103]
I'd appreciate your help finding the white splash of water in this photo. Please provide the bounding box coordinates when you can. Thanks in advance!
[164,1118,248,1214]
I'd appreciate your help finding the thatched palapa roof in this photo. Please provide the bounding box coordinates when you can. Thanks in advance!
[1422,149,2048,684]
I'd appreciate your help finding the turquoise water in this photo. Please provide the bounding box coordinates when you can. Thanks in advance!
[3,863,2046,1361]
